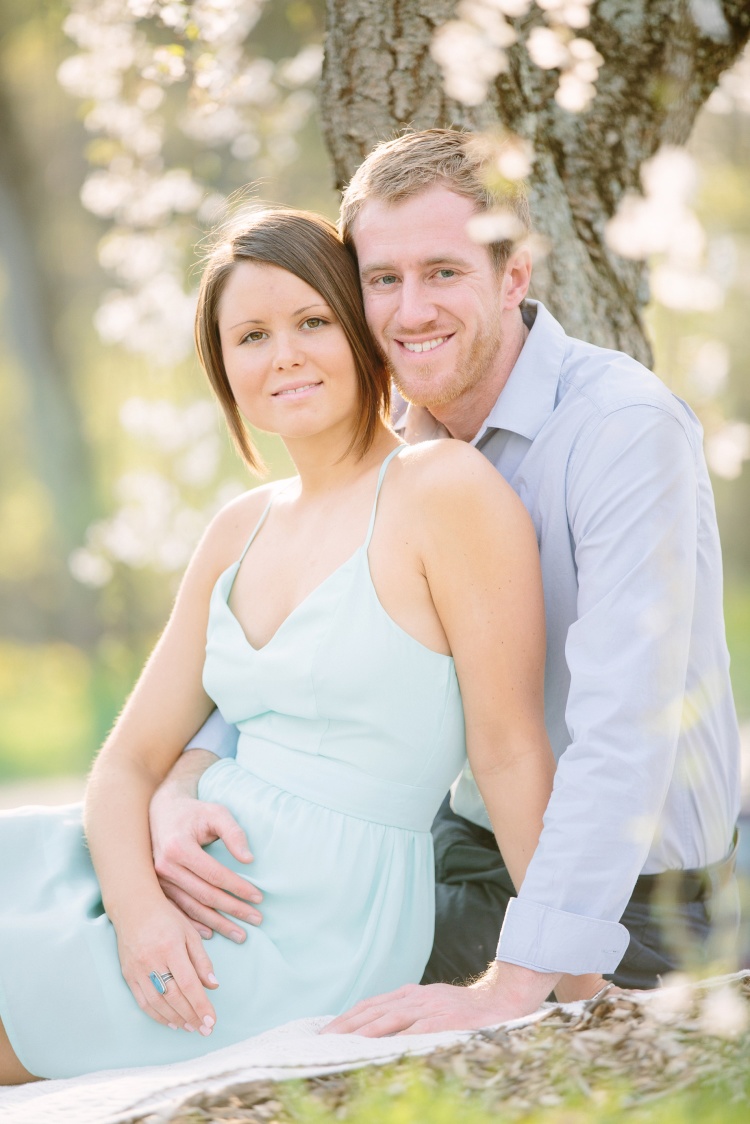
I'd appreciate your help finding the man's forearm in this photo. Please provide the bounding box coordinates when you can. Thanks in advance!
[153,748,218,805]
[476,960,561,1013]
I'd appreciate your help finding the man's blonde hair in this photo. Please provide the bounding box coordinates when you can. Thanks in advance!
[339,128,531,270]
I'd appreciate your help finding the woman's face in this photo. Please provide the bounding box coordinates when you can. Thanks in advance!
[217,261,360,443]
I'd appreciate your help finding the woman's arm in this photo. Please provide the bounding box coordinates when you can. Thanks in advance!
[84,489,267,1034]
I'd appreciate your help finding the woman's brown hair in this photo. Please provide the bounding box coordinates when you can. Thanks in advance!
[195,207,390,472]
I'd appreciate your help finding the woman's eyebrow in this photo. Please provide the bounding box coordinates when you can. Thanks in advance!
[228,303,328,331]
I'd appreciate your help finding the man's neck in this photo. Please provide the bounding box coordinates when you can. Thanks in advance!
[431,312,529,443]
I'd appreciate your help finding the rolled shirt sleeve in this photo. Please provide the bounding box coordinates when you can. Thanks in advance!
[497,405,699,974]
[184,708,239,759]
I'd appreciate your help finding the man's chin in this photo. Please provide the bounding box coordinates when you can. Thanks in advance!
[387,361,458,410]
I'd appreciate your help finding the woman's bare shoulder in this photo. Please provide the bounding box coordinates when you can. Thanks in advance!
[393,440,519,513]
[192,477,297,579]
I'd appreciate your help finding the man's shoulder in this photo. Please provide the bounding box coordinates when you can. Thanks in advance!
[557,333,697,436]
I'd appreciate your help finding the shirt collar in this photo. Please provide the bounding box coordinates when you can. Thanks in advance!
[473,300,567,445]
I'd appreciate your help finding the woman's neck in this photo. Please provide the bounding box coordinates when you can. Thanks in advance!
[281,422,400,499]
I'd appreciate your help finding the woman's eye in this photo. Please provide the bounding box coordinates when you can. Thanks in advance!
[302,317,327,329]
[242,330,267,343]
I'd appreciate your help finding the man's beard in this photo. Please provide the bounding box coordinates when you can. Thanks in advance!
[381,319,503,410]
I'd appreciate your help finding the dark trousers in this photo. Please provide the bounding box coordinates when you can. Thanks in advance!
[421,796,734,990]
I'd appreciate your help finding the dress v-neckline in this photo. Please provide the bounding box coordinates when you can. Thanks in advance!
[219,546,363,654]
[214,445,405,655]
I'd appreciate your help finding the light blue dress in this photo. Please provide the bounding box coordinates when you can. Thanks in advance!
[0,447,467,1078]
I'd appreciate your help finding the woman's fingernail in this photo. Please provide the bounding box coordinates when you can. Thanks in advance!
[208,973,219,986]
[168,1023,178,1030]
[184,1024,196,1033]
[203,1015,215,1028]
[199,1025,212,1036]
[230,931,245,943]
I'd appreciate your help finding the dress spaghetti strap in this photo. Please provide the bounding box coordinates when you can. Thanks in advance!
[363,445,406,549]
[237,479,295,564]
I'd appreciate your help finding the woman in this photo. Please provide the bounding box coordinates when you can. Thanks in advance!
[0,208,556,1083]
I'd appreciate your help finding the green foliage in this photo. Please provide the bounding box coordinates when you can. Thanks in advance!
[725,579,750,718]
[274,1050,750,1124]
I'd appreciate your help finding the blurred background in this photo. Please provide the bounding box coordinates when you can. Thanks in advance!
[0,0,748,809]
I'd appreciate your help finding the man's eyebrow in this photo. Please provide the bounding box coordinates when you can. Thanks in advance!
[360,256,473,274]
[227,304,327,331]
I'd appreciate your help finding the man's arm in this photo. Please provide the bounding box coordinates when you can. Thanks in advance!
[496,405,698,978]
[150,713,262,943]
[325,405,698,1034]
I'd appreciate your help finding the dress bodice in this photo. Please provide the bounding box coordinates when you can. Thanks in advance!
[202,446,467,831]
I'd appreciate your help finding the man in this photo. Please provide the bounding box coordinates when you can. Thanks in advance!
[149,130,740,1031]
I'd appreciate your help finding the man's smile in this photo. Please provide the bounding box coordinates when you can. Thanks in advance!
[397,335,453,354]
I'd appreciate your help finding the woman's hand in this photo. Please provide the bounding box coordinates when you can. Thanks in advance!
[114,897,220,1035]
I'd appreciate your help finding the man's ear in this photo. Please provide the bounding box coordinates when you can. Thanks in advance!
[502,246,532,310]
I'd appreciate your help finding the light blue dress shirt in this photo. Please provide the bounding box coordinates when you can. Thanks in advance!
[186,301,741,977]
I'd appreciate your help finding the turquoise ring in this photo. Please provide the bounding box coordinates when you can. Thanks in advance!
[149,970,174,995]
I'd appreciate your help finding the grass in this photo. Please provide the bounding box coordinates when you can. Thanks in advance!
[725,577,750,719]
[160,981,750,1124]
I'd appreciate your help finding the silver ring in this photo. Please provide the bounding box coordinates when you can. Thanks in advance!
[149,970,174,995]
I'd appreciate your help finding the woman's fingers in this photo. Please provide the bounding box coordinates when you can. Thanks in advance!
[120,914,219,1035]
[131,981,174,1029]
[167,947,217,1032]
[186,931,220,990]
[138,957,216,1034]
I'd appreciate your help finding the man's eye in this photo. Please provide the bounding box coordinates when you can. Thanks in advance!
[376,275,398,286]
[436,269,456,279]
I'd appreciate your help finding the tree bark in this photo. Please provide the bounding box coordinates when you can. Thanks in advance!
[320,0,750,366]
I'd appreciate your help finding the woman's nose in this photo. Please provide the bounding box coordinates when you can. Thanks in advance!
[272,334,304,369]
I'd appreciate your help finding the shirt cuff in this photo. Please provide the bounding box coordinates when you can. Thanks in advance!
[184,710,239,759]
[495,897,630,976]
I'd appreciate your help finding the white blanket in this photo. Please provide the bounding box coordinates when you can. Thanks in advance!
[0,1009,552,1124]
[3,973,746,1124]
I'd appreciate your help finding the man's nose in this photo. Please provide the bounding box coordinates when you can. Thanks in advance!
[397,278,438,329]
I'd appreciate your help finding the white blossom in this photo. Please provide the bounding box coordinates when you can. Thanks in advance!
[94,273,197,364]
[175,434,222,485]
[705,423,750,480]
[68,547,114,588]
[142,45,187,84]
[277,44,324,88]
[467,208,526,244]
[686,339,731,401]
[527,26,569,70]
[495,135,535,180]
[555,71,596,111]
[689,0,731,43]
[431,20,510,107]
[699,984,750,1038]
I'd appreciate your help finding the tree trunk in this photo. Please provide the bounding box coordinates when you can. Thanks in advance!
[320,0,750,366]
[0,58,100,645]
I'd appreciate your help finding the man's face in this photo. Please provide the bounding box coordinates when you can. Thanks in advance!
[352,185,505,409]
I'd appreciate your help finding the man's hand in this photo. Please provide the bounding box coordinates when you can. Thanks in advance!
[149,750,262,944]
[321,961,563,1037]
